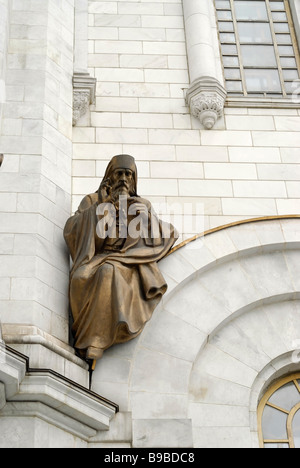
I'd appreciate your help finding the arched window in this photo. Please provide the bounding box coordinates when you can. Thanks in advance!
[214,0,300,98]
[258,373,300,448]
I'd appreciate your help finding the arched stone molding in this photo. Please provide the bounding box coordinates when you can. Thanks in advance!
[91,217,300,448]
[182,0,227,129]
[250,350,300,443]
[189,297,300,448]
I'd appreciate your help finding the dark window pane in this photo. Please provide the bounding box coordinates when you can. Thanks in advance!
[215,0,231,8]
[219,21,234,32]
[269,383,300,412]
[284,81,297,94]
[278,45,295,56]
[223,56,240,67]
[238,22,273,43]
[281,57,297,67]
[221,44,238,55]
[264,443,289,449]
[262,406,288,440]
[276,34,292,44]
[244,69,282,93]
[274,23,290,33]
[293,410,300,449]
[234,1,268,20]
[217,10,232,20]
[220,32,236,43]
[241,45,277,67]
[270,2,285,11]
[224,68,241,80]
[272,12,288,22]
[282,69,299,80]
[269,1,285,11]
[226,80,243,92]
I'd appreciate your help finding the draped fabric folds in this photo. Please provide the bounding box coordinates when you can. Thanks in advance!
[64,193,177,360]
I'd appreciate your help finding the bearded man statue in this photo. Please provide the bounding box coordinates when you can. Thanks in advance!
[64,155,178,362]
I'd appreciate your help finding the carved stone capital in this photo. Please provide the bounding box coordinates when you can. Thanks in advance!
[73,72,97,126]
[186,77,227,130]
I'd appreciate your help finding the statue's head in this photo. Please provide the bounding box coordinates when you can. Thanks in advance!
[101,155,138,200]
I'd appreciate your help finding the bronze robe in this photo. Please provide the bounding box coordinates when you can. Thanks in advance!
[64,193,177,358]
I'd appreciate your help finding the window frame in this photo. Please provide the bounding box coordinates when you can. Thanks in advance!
[214,0,300,105]
[258,373,300,449]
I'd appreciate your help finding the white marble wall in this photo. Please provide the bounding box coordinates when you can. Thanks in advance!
[91,218,300,448]
[0,0,300,448]
[0,343,117,448]
[0,0,10,133]
[72,0,300,243]
[0,0,75,349]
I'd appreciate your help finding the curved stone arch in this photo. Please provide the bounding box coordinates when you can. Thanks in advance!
[91,217,300,448]
[188,297,300,448]
[250,351,300,436]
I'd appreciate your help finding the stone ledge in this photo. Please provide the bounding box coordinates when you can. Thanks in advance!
[11,371,117,432]
[3,324,85,368]
[0,343,119,441]
[2,324,90,387]
[0,401,97,441]
[0,342,27,399]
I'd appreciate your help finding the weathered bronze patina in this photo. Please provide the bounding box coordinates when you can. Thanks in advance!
[64,155,178,362]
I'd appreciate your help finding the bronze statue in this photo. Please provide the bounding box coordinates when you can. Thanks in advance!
[64,155,178,363]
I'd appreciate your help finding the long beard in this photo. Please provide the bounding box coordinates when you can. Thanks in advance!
[110,181,135,203]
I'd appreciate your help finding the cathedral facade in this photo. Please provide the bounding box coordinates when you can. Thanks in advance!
[0,0,300,448]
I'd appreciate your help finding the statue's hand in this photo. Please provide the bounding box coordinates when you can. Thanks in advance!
[98,180,111,204]
[129,202,149,221]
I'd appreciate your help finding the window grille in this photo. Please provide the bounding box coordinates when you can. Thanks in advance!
[258,374,300,448]
[215,0,300,97]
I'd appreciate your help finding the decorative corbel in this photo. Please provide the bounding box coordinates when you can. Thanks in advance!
[182,0,227,129]
[72,72,96,126]
[186,77,227,130]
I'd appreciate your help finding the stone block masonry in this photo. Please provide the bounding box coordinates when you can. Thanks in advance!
[72,0,300,243]
[0,0,75,345]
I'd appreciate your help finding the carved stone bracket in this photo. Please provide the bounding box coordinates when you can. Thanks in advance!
[73,72,97,126]
[186,77,227,130]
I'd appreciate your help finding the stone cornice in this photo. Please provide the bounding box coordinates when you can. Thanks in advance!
[0,342,118,440]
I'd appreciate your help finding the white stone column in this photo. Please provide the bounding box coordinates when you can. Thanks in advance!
[182,0,227,129]
[73,0,96,126]
[289,0,300,46]
[0,0,86,380]
[0,0,10,134]
[74,0,89,73]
